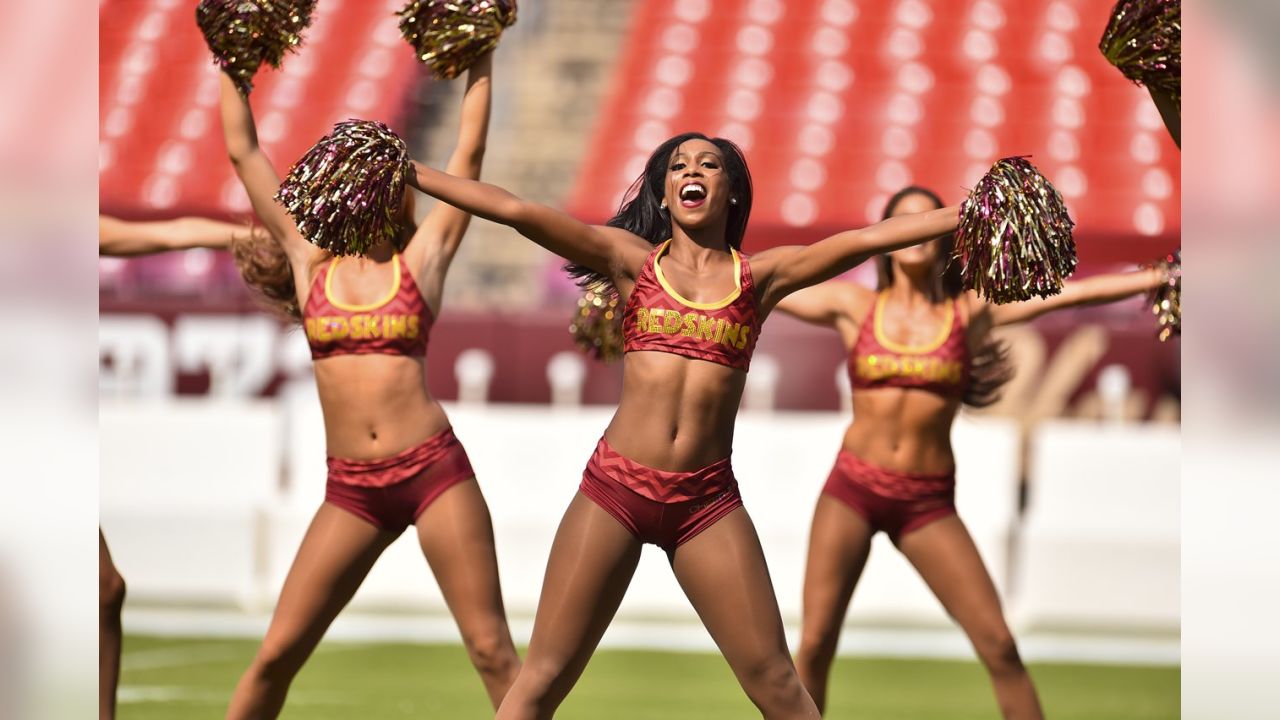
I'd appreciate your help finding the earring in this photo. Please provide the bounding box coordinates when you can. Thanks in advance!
[730,197,739,205]
[660,199,668,210]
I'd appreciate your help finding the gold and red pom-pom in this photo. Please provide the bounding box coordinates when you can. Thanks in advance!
[569,282,624,362]
[398,0,517,80]
[196,0,316,96]
[1147,250,1180,342]
[1099,0,1181,111]
[275,120,412,256]
[954,157,1078,304]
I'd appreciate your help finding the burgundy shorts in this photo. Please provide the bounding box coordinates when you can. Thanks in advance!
[822,450,956,542]
[579,438,743,555]
[325,427,475,532]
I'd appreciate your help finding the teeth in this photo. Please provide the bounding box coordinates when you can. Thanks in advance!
[680,184,706,199]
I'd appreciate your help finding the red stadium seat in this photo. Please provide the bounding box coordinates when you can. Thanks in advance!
[565,0,1180,265]
[100,0,421,220]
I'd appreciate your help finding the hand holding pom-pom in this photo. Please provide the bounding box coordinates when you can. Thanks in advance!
[398,0,517,80]
[1147,250,1180,342]
[196,0,316,96]
[1099,0,1180,110]
[275,120,412,256]
[954,157,1078,304]
[570,282,624,362]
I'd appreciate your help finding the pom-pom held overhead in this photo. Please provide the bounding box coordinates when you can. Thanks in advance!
[1147,250,1180,342]
[1099,0,1181,110]
[954,157,1078,304]
[196,0,316,95]
[398,0,517,80]
[569,282,624,362]
[275,120,413,257]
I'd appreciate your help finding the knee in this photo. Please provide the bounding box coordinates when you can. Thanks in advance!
[464,629,517,679]
[99,567,125,613]
[742,654,806,703]
[248,641,308,686]
[972,627,1024,674]
[797,625,839,667]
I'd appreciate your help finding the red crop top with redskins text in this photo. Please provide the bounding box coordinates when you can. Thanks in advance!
[622,240,761,371]
[849,292,970,398]
[302,254,433,359]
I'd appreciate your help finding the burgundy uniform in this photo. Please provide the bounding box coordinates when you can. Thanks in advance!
[303,254,474,531]
[580,241,762,554]
[825,292,971,540]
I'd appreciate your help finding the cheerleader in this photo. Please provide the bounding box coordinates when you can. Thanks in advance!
[219,52,520,718]
[98,213,260,719]
[776,186,1172,719]
[405,133,973,719]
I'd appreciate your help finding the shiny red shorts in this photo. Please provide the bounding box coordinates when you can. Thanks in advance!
[822,450,956,542]
[325,427,475,532]
[579,438,743,555]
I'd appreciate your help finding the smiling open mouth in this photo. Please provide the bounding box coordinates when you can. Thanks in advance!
[679,183,707,208]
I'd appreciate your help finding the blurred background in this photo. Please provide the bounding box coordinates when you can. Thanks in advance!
[96,0,1182,717]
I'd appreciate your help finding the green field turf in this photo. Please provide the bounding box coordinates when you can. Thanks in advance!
[120,635,1178,719]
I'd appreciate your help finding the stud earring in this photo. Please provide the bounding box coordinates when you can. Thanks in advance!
[660,199,668,210]
[730,197,739,205]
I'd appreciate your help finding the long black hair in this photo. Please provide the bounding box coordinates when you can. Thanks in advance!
[874,186,964,302]
[874,185,1013,408]
[566,132,754,288]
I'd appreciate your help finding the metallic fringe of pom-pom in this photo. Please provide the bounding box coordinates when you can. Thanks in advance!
[954,157,1078,304]
[398,0,517,80]
[1099,0,1180,110]
[569,282,624,362]
[1147,250,1181,341]
[196,0,316,96]
[275,120,412,257]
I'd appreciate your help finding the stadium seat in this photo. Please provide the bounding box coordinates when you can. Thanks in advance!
[565,0,1180,265]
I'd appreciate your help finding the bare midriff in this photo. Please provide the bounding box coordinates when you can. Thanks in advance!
[313,354,449,460]
[843,388,961,475]
[604,351,745,472]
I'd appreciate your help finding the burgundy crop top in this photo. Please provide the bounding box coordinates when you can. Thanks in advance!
[302,254,432,360]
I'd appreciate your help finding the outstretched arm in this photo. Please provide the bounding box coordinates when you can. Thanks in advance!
[98,215,260,257]
[984,267,1164,326]
[410,52,493,259]
[407,162,650,282]
[217,73,317,265]
[753,206,960,309]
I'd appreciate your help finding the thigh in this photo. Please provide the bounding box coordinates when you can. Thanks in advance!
[415,479,509,636]
[671,507,791,668]
[523,492,642,681]
[262,503,397,657]
[802,496,875,638]
[895,515,1007,635]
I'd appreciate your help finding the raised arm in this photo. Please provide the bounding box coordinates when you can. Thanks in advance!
[217,73,317,265]
[409,52,493,259]
[983,267,1164,326]
[753,205,960,309]
[98,215,262,257]
[407,161,650,283]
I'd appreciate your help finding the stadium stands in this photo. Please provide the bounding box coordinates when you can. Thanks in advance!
[567,0,1180,263]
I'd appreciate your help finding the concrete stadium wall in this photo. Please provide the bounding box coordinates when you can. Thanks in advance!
[100,392,1179,662]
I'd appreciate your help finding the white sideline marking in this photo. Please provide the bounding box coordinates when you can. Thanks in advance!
[123,641,367,671]
[119,685,350,706]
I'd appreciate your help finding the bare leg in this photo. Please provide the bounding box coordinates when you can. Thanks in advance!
[795,497,875,714]
[226,504,397,720]
[671,508,820,720]
[897,515,1044,720]
[99,530,125,720]
[495,493,642,720]
[415,479,521,709]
